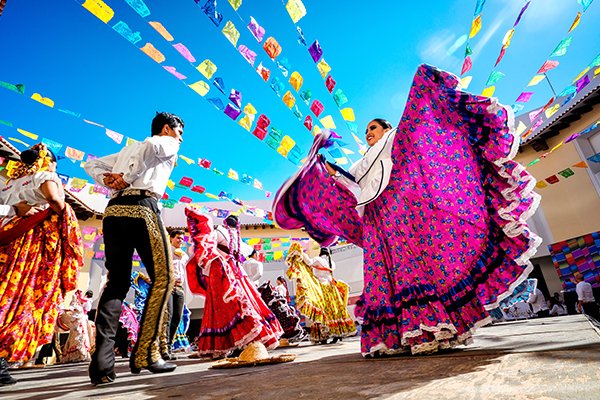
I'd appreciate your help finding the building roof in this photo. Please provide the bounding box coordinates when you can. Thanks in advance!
[517,67,600,146]
[0,136,100,220]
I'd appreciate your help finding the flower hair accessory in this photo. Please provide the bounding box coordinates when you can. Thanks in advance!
[7,143,54,182]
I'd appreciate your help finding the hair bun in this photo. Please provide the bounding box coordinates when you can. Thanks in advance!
[20,149,40,165]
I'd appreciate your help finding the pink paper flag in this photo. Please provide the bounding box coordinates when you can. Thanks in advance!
[173,43,196,63]
[461,56,472,75]
[105,128,124,144]
[65,146,85,161]
[515,92,533,103]
[537,60,559,74]
[528,108,543,123]
[163,66,187,80]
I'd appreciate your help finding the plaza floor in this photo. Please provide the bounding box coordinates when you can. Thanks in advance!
[2,314,600,400]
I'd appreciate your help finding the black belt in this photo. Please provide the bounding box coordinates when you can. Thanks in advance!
[111,189,158,199]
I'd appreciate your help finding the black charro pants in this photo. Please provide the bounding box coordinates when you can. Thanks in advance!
[89,195,174,377]
[165,287,185,349]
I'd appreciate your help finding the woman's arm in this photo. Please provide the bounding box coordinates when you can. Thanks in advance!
[40,180,65,214]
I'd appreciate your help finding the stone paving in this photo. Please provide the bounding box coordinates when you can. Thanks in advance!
[2,314,600,400]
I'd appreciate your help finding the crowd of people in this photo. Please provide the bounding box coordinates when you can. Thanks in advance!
[1,63,600,389]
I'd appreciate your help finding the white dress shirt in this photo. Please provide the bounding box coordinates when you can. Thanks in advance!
[171,245,190,287]
[275,284,287,299]
[84,135,179,198]
[527,288,549,313]
[576,281,595,303]
[242,258,263,286]
[549,304,567,316]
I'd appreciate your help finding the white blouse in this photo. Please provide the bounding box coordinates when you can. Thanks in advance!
[311,255,335,285]
[0,171,63,206]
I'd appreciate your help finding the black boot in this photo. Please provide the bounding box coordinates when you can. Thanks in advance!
[0,358,17,386]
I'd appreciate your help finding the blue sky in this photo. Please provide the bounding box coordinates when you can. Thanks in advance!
[1,0,599,205]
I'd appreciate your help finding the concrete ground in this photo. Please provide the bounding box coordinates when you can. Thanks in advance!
[2,314,600,400]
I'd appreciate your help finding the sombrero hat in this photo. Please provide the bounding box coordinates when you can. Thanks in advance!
[210,342,296,369]
[277,338,299,348]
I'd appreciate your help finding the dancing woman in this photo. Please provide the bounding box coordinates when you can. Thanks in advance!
[274,64,541,356]
[0,144,83,384]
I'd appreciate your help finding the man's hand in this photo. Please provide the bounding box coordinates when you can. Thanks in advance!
[102,173,130,190]
[14,201,41,217]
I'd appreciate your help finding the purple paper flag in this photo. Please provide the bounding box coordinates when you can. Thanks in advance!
[513,1,530,26]
[105,128,124,144]
[163,66,187,80]
[224,104,241,120]
[515,92,533,103]
[238,45,257,66]
[247,16,265,42]
[576,75,590,93]
[528,108,543,123]
[229,89,242,108]
[173,43,196,63]
[308,40,323,63]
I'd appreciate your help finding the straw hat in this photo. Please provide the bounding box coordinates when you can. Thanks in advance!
[277,338,299,348]
[211,342,296,369]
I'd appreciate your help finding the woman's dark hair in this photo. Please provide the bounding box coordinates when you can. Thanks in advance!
[371,118,393,130]
[224,215,239,228]
[20,147,56,165]
[276,276,285,284]
[320,247,333,269]
[249,249,257,258]
[151,111,184,136]
[549,297,564,309]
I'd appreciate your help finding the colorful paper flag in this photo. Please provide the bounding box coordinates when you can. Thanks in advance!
[341,108,355,121]
[546,175,559,184]
[140,43,165,63]
[461,56,472,75]
[515,92,533,103]
[459,76,472,89]
[535,181,548,189]
[173,43,196,63]
[31,93,54,108]
[247,16,265,42]
[527,75,546,87]
[486,71,504,86]
[317,59,331,79]
[320,115,336,129]
[558,168,574,178]
[550,37,573,57]
[82,0,114,24]
[113,21,142,45]
[197,59,217,79]
[17,128,38,140]
[222,21,240,46]
[481,86,495,97]
[189,80,210,96]
[308,40,323,63]
[469,15,482,38]
[149,21,174,41]
[163,66,187,80]
[263,37,282,59]
[538,60,559,74]
[65,146,85,161]
[285,0,307,23]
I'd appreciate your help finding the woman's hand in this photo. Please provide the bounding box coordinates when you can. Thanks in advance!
[318,154,337,176]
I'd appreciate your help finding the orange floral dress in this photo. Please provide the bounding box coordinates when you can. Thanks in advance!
[0,205,83,363]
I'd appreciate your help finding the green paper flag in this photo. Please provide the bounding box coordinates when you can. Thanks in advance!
[465,44,473,57]
[486,71,505,86]
[0,81,25,94]
[558,168,575,178]
[527,158,541,167]
[550,37,573,57]
[0,120,13,127]
[333,89,348,107]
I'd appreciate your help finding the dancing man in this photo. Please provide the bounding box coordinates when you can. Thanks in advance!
[85,112,183,384]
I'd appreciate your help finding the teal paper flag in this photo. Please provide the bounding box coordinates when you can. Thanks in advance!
[550,37,573,57]
[486,71,505,86]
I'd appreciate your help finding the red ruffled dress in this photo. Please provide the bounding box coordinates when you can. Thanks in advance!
[185,207,283,357]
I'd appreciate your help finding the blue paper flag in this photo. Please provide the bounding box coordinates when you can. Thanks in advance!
[207,97,225,111]
[201,0,223,27]
[112,21,142,45]
[124,0,151,18]
[213,77,225,94]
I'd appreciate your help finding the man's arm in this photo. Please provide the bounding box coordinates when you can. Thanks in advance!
[121,137,179,185]
[84,153,120,185]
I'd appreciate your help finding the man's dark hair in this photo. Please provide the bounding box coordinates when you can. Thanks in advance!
[170,229,185,238]
[151,112,184,136]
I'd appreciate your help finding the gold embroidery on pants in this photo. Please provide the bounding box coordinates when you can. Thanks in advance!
[104,205,174,367]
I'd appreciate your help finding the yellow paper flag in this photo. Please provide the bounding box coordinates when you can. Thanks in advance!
[222,21,240,47]
[319,115,336,129]
[248,238,260,245]
[285,0,307,23]
[502,28,515,48]
[342,148,355,155]
[573,67,590,83]
[550,141,564,152]
[481,86,495,98]
[82,0,114,24]
[313,126,322,135]
[167,180,175,190]
[17,128,38,140]
[228,168,239,180]
[595,68,600,78]
[277,146,289,157]
[148,21,174,41]
[189,80,210,96]
[568,12,581,33]
[8,138,29,147]
[545,104,560,119]
[516,120,527,136]
[340,108,355,122]
[197,59,217,79]
[535,181,548,189]
[460,76,472,89]
[140,43,165,63]
[289,71,303,91]
[281,135,296,151]
[204,192,220,200]
[469,15,482,39]
[126,137,138,146]
[334,157,348,165]
[228,0,242,11]
[317,59,331,79]
[243,103,257,115]
[238,115,253,131]
[282,91,296,108]
[274,250,284,260]
[179,155,194,165]
[527,75,545,87]
[31,93,54,107]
